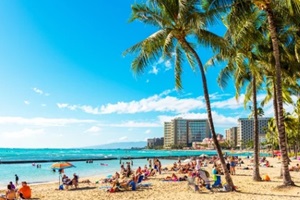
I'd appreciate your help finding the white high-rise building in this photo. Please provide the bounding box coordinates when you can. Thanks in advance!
[237,118,270,148]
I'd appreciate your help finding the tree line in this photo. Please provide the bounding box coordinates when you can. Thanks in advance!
[123,0,300,190]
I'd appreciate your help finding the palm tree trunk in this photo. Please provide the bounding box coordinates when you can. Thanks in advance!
[265,5,294,186]
[181,39,235,190]
[252,75,262,181]
[273,81,279,128]
[273,83,283,177]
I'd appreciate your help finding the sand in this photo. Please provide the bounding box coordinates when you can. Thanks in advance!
[1,157,300,200]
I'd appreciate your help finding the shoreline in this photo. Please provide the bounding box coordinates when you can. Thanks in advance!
[0,149,271,164]
[1,156,299,200]
[0,156,195,164]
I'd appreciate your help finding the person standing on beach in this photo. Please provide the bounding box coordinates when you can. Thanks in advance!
[156,159,162,174]
[15,174,19,186]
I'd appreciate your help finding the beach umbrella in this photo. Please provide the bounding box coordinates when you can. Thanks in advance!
[51,162,75,170]
[183,158,191,163]
[51,162,76,188]
[200,154,209,158]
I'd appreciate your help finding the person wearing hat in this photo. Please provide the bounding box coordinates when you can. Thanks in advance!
[18,181,31,199]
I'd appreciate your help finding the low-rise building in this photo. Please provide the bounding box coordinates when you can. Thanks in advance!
[147,137,164,148]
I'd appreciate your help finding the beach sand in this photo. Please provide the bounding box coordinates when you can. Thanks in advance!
[1,157,300,200]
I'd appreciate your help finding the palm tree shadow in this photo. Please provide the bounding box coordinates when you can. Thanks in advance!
[69,186,96,191]
[234,174,252,176]
[236,184,300,198]
[236,190,300,198]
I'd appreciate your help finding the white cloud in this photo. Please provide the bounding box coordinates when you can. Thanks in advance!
[164,60,172,71]
[211,95,244,109]
[57,96,203,115]
[209,93,231,100]
[262,95,298,117]
[158,111,238,129]
[110,121,160,128]
[85,126,101,133]
[2,128,45,139]
[33,87,43,94]
[149,66,159,75]
[57,103,68,108]
[0,116,96,126]
[57,90,250,115]
[24,100,30,105]
[33,87,49,96]
[145,129,151,134]
[119,136,128,141]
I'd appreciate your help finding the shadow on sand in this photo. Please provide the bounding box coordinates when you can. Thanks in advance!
[68,186,97,191]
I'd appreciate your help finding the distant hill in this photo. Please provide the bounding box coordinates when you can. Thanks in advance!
[83,141,147,149]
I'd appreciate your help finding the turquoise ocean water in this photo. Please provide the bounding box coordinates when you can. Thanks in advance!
[0,148,255,189]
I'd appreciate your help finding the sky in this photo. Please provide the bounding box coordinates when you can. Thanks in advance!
[0,0,297,148]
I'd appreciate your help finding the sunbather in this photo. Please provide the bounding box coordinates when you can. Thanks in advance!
[72,173,79,188]
[164,173,178,181]
[289,164,300,171]
[0,184,16,200]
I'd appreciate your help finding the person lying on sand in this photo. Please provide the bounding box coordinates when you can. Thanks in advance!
[289,164,300,172]
[164,173,178,181]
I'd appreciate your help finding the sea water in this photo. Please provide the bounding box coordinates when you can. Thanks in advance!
[0,148,256,188]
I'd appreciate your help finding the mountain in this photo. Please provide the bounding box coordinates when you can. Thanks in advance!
[83,141,147,149]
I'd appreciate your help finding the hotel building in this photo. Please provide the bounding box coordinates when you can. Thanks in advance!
[225,126,238,147]
[163,118,211,148]
[237,117,271,148]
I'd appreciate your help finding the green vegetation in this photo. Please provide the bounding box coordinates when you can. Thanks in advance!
[125,0,300,188]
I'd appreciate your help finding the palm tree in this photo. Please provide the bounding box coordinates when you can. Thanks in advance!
[123,0,235,190]
[265,120,278,157]
[207,4,264,181]
[205,0,298,186]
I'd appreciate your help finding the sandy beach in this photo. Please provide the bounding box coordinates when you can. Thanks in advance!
[1,157,300,200]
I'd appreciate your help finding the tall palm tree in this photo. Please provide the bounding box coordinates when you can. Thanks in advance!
[123,0,235,190]
[207,4,264,181]
[205,0,298,186]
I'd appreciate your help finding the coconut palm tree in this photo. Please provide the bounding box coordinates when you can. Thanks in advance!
[205,0,299,186]
[207,4,264,181]
[123,0,235,190]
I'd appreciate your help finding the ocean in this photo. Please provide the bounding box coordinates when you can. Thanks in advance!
[0,148,254,188]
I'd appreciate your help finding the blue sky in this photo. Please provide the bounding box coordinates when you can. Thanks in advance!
[0,1,296,148]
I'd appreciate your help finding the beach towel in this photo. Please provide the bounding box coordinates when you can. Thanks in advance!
[99,185,111,190]
[138,183,152,187]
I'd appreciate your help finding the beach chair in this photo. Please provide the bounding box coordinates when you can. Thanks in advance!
[187,177,199,192]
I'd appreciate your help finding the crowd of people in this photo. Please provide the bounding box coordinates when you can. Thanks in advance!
[0,181,31,200]
[100,158,163,193]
